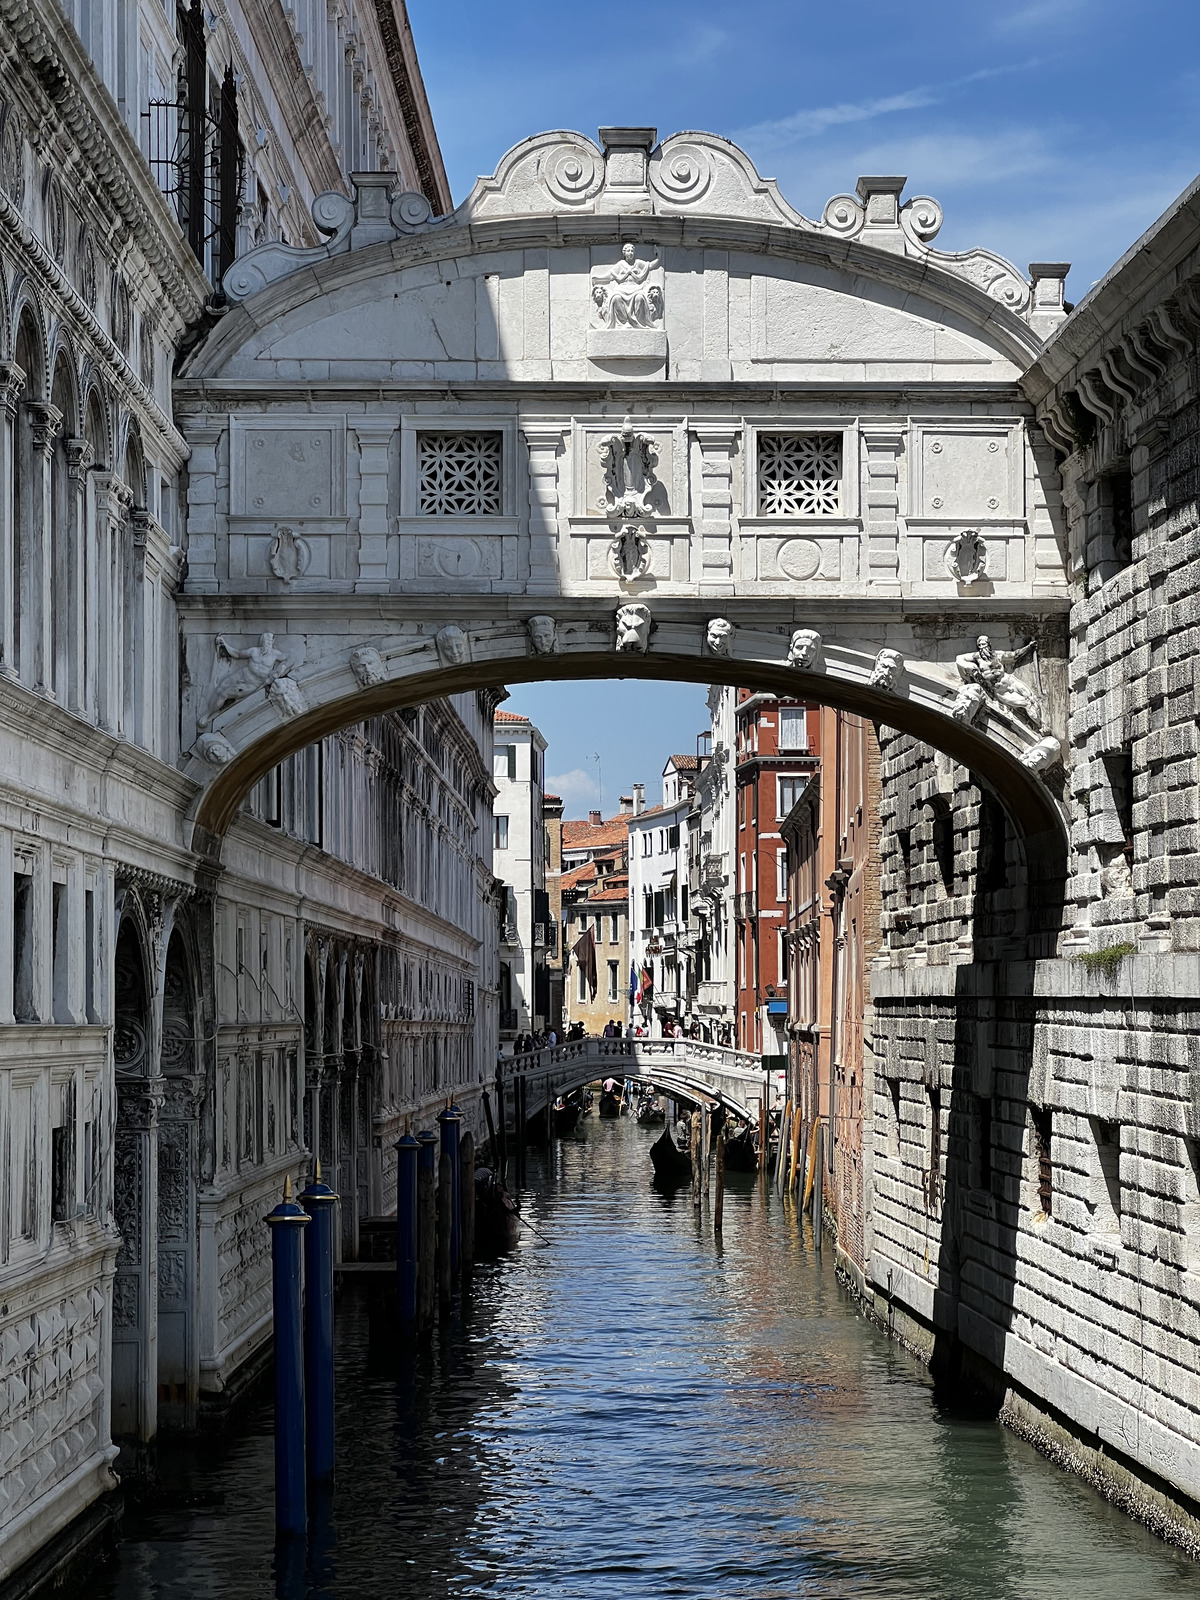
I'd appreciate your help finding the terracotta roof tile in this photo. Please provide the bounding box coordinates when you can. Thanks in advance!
[494,710,529,723]
[667,753,699,771]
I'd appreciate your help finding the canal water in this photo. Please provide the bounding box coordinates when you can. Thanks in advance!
[86,1115,1200,1599]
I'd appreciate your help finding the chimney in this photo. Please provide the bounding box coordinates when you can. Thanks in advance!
[589,809,603,827]
[632,783,645,815]
[619,793,633,815]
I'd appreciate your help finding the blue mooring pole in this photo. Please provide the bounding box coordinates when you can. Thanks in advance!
[300,1163,337,1484]
[438,1105,464,1273]
[266,1176,309,1535]
[395,1131,420,1325]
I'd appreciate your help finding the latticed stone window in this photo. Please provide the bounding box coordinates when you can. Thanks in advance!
[756,433,841,515]
[417,432,503,515]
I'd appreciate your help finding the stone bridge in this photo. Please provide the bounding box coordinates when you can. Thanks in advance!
[498,1036,768,1126]
[174,125,1074,881]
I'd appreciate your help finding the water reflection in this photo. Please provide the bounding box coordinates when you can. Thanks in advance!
[86,1117,1200,1599]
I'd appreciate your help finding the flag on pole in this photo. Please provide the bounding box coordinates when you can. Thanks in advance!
[629,962,638,1004]
[634,963,653,1004]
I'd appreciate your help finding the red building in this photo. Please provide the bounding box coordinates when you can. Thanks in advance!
[733,692,820,1057]
[782,708,882,1271]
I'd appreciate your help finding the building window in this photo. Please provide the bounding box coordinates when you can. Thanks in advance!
[607,961,619,1001]
[925,1087,942,1211]
[417,432,503,515]
[667,824,680,851]
[778,706,806,751]
[1090,1119,1122,1235]
[757,433,841,516]
[776,849,787,905]
[931,801,955,898]
[493,815,509,850]
[610,914,619,944]
[641,833,652,857]
[494,743,517,780]
[777,775,805,818]
[577,964,588,1003]
[972,1095,993,1193]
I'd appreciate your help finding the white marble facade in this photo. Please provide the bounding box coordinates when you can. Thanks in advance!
[0,0,465,1585]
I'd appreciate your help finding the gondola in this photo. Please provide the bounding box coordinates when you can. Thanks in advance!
[474,1167,521,1252]
[637,1099,666,1126]
[552,1099,582,1135]
[649,1127,692,1185]
[598,1090,622,1117]
[723,1125,758,1171]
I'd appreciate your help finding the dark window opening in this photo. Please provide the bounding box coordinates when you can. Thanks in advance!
[978,791,1009,894]
[897,829,913,899]
[925,1086,941,1210]
[1105,469,1133,569]
[931,803,955,898]
[1092,1118,1122,1230]
[51,881,68,1023]
[14,871,35,1022]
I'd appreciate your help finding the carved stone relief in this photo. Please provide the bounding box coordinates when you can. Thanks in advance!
[955,635,1044,729]
[609,524,651,581]
[436,624,470,667]
[268,525,311,585]
[195,732,236,766]
[588,245,666,361]
[267,675,307,720]
[949,682,987,724]
[199,633,305,728]
[870,649,904,689]
[787,629,823,670]
[615,603,651,653]
[350,646,386,687]
[706,618,734,657]
[1019,734,1062,774]
[944,528,988,586]
[527,615,558,654]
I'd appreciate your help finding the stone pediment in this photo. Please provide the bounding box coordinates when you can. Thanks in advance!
[218,127,1065,345]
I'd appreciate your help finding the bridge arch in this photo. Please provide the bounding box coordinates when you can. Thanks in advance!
[174,125,1073,903]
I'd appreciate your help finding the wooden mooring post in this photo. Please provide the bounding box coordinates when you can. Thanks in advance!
[690,1110,702,1208]
[714,1126,726,1234]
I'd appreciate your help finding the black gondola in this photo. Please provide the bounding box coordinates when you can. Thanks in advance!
[474,1167,521,1252]
[553,1099,582,1135]
[598,1091,622,1117]
[649,1127,692,1184]
[723,1126,758,1171]
[637,1099,666,1125]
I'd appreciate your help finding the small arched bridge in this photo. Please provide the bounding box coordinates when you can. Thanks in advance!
[497,1037,769,1128]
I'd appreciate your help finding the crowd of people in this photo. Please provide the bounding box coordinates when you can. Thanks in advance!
[505,1016,737,1055]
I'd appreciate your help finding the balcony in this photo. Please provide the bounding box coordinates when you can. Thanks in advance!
[734,891,757,919]
[501,922,520,945]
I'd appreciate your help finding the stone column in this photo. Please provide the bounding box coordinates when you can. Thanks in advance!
[691,421,739,594]
[25,400,63,695]
[860,425,904,590]
[112,1077,165,1443]
[353,418,395,591]
[0,362,26,676]
[93,474,131,733]
[65,437,94,715]
[127,507,152,748]
[183,424,222,590]
[521,423,565,592]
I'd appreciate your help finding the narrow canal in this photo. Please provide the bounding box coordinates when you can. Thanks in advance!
[88,1115,1200,1599]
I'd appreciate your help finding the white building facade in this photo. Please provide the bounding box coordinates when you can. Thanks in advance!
[628,761,695,1037]
[492,710,549,1044]
[688,686,738,1040]
[0,1,477,1587]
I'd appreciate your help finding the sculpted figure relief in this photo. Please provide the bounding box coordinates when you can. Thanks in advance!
[949,682,987,724]
[788,629,823,670]
[350,646,386,688]
[609,524,651,581]
[199,632,302,728]
[944,529,988,587]
[194,732,236,766]
[955,634,1044,729]
[590,244,663,330]
[615,603,652,654]
[268,676,307,720]
[1019,734,1062,774]
[268,525,310,585]
[600,415,658,520]
[436,625,470,667]
[706,617,734,657]
[870,648,904,689]
[527,615,558,655]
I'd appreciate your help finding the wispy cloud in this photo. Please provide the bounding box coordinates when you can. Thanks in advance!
[738,62,1044,155]
[992,0,1089,34]
[547,768,600,809]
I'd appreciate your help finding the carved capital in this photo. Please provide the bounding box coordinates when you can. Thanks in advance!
[65,435,95,481]
[94,472,134,523]
[26,401,63,458]
[0,361,26,419]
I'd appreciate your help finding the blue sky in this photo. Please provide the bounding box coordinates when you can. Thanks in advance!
[410,0,1200,813]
